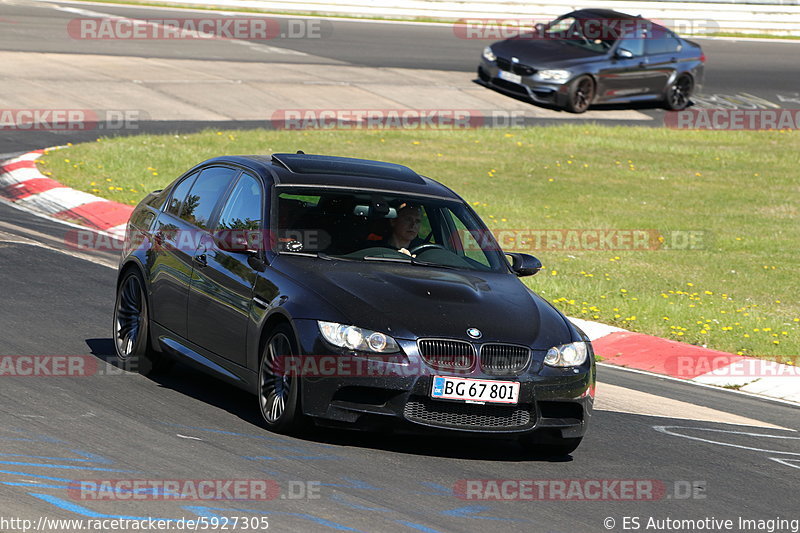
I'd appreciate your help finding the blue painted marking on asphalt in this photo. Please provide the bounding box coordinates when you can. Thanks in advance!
[0,470,163,495]
[0,450,112,464]
[0,429,65,444]
[417,482,450,494]
[0,469,75,483]
[441,505,528,522]
[321,477,380,490]
[245,455,340,461]
[396,520,445,533]
[29,493,172,521]
[2,482,67,490]
[184,505,364,532]
[0,460,133,472]
[329,492,389,511]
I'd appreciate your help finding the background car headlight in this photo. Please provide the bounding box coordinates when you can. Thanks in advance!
[482,46,496,62]
[544,341,589,367]
[537,69,571,82]
[318,321,400,353]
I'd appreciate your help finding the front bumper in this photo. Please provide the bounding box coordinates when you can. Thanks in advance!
[293,319,594,438]
[477,59,571,109]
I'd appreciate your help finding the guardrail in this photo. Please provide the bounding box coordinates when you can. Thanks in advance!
[153,0,800,36]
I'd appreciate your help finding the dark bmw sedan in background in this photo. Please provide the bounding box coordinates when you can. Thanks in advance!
[114,153,595,456]
[478,9,705,112]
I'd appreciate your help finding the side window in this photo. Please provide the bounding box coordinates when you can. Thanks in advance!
[217,173,264,230]
[617,29,645,57]
[165,172,198,217]
[444,211,491,268]
[646,28,681,55]
[180,166,239,229]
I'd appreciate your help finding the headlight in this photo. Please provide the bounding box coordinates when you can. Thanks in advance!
[318,321,400,353]
[544,342,589,367]
[482,46,497,62]
[537,69,571,82]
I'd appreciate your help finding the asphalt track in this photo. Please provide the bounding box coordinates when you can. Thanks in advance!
[0,1,799,531]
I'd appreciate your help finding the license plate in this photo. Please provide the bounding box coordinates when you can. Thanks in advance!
[498,70,522,84]
[431,376,520,404]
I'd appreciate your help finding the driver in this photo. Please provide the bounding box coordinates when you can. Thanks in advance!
[381,203,423,255]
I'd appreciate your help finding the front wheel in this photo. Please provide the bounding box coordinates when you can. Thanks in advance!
[113,269,166,376]
[664,75,693,111]
[565,76,595,114]
[258,324,306,434]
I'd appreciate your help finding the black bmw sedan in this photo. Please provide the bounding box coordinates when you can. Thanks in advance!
[478,9,705,113]
[114,153,594,455]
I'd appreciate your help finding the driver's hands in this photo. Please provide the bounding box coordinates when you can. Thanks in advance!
[398,248,412,257]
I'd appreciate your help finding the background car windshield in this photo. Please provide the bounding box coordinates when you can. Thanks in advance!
[275,189,507,272]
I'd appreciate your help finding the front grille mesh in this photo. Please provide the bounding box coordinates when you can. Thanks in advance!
[404,398,532,430]
[496,57,536,76]
[481,344,531,374]
[418,339,475,371]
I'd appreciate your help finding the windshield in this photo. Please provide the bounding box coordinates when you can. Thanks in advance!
[543,15,624,53]
[274,188,507,273]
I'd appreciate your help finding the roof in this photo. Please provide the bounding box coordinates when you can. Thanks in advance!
[201,154,461,200]
[569,9,640,20]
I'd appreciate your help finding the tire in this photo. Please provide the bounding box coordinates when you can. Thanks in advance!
[520,435,583,458]
[565,75,595,114]
[664,75,693,111]
[258,324,306,434]
[113,269,166,376]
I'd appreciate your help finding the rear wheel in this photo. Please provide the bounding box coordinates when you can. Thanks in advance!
[665,75,693,110]
[113,269,165,376]
[258,324,306,434]
[565,75,595,113]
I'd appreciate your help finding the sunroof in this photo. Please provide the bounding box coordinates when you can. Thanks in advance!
[271,153,426,184]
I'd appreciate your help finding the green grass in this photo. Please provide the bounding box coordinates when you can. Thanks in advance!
[39,126,800,359]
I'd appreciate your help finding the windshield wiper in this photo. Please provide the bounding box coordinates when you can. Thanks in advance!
[362,254,459,270]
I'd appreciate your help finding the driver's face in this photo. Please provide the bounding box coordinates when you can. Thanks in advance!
[392,207,422,240]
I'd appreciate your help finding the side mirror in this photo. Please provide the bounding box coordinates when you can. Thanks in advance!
[507,253,542,277]
[616,48,634,59]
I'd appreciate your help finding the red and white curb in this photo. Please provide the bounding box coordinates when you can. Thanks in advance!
[0,149,133,239]
[570,317,800,404]
[2,149,797,405]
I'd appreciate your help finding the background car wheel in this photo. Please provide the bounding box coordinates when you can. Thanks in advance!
[565,76,595,113]
[520,434,583,457]
[113,269,166,376]
[665,75,693,110]
[258,324,306,434]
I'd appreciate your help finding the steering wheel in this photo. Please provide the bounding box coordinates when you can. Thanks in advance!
[409,244,446,255]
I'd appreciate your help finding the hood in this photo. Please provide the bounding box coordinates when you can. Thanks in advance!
[276,256,571,349]
[492,38,604,68]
